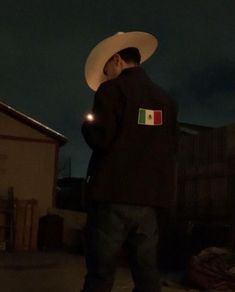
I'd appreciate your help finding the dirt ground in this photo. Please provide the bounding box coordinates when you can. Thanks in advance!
[0,251,200,292]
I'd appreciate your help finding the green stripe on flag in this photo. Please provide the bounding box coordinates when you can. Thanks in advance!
[138,109,146,124]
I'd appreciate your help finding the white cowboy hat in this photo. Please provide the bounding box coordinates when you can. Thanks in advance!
[85,31,158,91]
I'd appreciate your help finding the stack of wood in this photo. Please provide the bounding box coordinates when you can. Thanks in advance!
[0,196,39,251]
[14,199,39,251]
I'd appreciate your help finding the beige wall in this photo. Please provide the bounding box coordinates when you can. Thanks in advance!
[0,111,54,141]
[0,139,57,216]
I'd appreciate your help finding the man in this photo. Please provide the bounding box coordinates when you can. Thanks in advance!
[81,31,178,292]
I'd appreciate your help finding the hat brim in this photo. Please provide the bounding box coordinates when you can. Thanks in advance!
[85,31,158,91]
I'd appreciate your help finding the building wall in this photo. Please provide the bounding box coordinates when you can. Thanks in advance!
[226,125,235,156]
[177,124,235,223]
[0,111,58,216]
[0,139,56,216]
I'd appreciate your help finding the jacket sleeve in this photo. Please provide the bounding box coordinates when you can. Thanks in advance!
[81,82,122,152]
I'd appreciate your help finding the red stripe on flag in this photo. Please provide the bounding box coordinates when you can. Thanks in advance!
[154,110,163,125]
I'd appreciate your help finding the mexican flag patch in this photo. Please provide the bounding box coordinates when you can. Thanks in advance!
[138,108,163,126]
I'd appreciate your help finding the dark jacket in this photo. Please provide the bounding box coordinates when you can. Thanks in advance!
[82,67,178,208]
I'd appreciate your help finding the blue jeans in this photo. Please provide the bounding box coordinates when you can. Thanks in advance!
[81,203,161,292]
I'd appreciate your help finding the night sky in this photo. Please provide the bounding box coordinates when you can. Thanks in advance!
[0,0,235,177]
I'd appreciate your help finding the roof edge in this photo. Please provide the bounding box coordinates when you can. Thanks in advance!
[0,101,68,146]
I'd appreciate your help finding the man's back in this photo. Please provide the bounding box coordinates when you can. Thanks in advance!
[82,66,178,208]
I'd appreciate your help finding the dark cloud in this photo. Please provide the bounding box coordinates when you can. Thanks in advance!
[189,59,235,98]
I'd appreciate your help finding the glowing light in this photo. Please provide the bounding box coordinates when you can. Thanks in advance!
[86,113,94,121]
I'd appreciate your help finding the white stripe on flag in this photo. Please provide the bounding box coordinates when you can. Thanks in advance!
[145,110,154,125]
